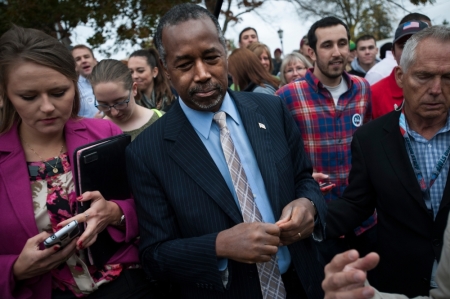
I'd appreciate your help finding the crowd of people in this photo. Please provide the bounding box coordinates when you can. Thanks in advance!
[0,3,449,299]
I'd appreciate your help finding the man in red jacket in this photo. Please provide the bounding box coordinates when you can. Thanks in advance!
[371,20,428,119]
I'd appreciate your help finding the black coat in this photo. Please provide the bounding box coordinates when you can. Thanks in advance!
[326,110,450,297]
[127,90,326,299]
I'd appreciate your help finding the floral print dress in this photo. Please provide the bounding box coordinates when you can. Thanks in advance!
[28,153,123,297]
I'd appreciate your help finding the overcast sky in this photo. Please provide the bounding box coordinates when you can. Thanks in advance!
[71,0,450,60]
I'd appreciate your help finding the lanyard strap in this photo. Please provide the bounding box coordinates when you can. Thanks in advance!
[399,111,450,192]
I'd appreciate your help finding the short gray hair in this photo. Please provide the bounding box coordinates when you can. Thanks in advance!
[154,3,227,67]
[279,52,312,85]
[400,26,450,73]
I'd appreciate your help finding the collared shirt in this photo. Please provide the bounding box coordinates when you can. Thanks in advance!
[77,75,98,118]
[365,51,398,85]
[179,92,291,274]
[405,112,450,288]
[405,112,450,218]
[276,69,375,235]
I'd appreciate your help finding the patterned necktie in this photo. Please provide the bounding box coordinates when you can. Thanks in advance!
[213,111,286,299]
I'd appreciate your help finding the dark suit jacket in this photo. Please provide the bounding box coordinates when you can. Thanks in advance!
[326,110,450,297]
[126,90,326,299]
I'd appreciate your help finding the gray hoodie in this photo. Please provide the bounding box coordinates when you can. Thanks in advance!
[350,57,381,75]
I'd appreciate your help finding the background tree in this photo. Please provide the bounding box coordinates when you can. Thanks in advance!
[205,0,264,35]
[0,0,200,56]
[358,0,393,40]
[288,0,433,39]
[0,0,436,56]
[0,0,90,46]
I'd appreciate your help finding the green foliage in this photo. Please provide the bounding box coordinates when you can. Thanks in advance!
[0,0,200,56]
[290,0,433,39]
[0,0,90,43]
[358,0,393,40]
[0,0,435,56]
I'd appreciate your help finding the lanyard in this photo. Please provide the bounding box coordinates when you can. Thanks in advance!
[399,110,450,192]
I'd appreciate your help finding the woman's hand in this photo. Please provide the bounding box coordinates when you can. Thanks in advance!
[57,191,123,250]
[13,231,77,281]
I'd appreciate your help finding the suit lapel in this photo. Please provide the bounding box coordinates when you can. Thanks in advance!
[165,102,243,224]
[231,91,282,218]
[0,124,39,237]
[381,111,428,212]
[0,120,91,237]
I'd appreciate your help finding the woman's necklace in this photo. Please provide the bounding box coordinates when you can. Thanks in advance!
[22,139,65,174]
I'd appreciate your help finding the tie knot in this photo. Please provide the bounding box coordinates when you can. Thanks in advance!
[213,111,227,130]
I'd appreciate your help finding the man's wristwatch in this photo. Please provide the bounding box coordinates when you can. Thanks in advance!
[116,214,125,226]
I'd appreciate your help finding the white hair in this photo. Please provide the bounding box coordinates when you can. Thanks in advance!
[400,26,450,73]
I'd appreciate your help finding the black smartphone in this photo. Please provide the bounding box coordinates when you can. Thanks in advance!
[44,220,80,249]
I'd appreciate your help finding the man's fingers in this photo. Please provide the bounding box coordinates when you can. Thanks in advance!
[326,250,360,273]
[263,223,281,236]
[327,269,366,289]
[324,286,375,299]
[277,205,308,231]
[276,206,293,225]
[344,252,380,273]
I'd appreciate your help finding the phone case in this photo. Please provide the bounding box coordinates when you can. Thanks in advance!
[44,220,80,248]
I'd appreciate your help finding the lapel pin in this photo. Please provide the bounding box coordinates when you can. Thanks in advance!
[259,123,266,129]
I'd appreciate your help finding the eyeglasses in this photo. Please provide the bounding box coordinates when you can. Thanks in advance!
[95,90,131,112]
[284,66,306,75]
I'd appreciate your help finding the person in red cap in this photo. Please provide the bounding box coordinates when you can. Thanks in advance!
[371,20,429,119]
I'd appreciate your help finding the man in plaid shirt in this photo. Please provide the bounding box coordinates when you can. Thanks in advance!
[276,16,375,263]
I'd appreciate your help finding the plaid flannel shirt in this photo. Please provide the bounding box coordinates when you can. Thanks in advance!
[276,69,376,235]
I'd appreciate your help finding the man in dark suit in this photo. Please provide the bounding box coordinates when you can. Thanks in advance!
[126,3,326,299]
[326,25,450,297]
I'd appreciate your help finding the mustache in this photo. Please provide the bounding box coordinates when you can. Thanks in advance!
[188,82,223,97]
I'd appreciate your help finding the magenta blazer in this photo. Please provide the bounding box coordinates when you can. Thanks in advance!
[0,118,140,299]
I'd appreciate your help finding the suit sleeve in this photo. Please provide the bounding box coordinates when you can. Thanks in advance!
[0,255,21,298]
[126,146,225,291]
[326,132,377,238]
[280,97,327,239]
[370,214,449,298]
[0,254,47,299]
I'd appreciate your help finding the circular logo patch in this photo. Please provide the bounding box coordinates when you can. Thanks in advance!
[352,114,362,127]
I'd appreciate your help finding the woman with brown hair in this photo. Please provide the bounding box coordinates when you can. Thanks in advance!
[90,59,164,141]
[0,26,153,298]
[128,48,175,112]
[247,42,274,74]
[228,48,280,95]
